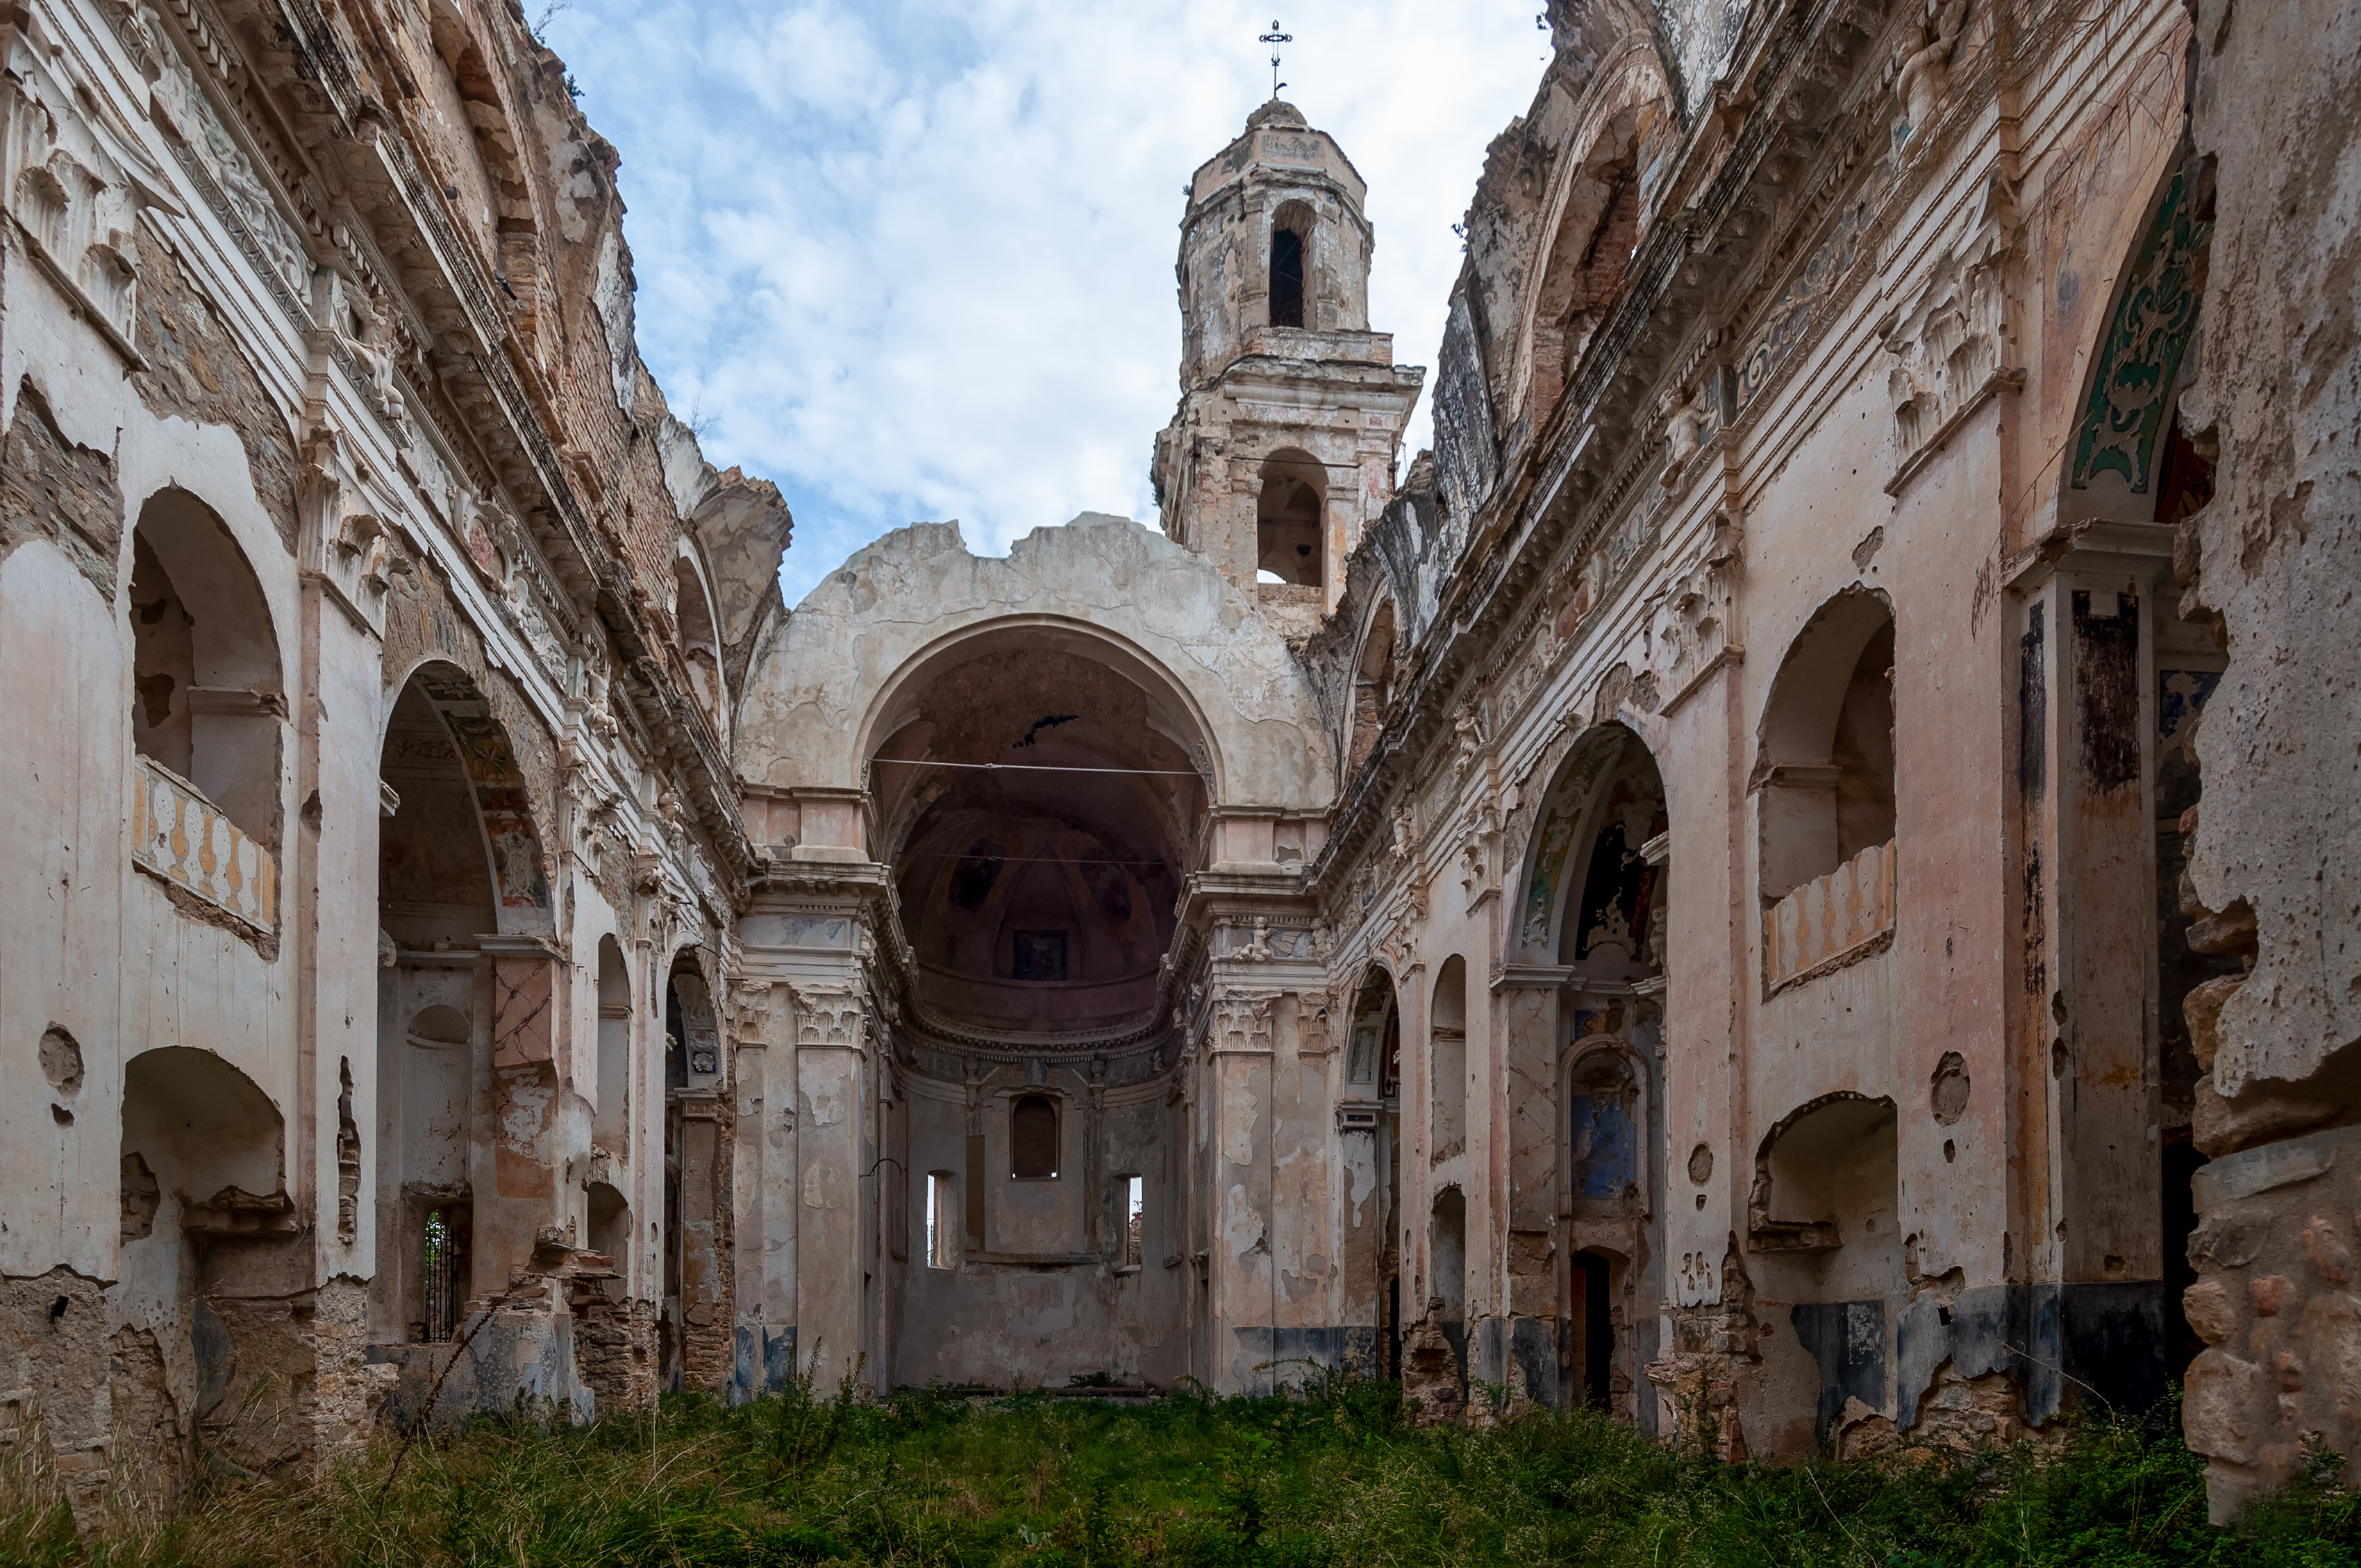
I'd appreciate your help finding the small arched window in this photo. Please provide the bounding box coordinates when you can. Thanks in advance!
[1011,1094,1060,1179]
[1270,227,1305,328]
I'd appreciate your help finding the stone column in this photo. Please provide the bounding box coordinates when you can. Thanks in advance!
[729,980,796,1400]
[1494,966,1567,1410]
[2013,540,2171,1421]
[1205,991,1276,1392]
[793,986,867,1389]
[479,935,565,1287]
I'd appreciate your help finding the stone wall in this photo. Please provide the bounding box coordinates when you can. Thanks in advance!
[2172,0,2361,1520]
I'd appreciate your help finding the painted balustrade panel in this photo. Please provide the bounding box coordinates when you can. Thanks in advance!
[131,756,277,935]
[1765,839,1894,991]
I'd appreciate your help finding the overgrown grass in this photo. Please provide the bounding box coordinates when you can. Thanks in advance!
[4,1370,2353,1566]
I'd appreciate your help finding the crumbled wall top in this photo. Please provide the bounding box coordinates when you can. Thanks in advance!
[737,515,1336,811]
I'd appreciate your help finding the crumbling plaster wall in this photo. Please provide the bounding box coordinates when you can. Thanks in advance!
[892,1081,1185,1389]
[1279,0,2219,1465]
[2172,0,2361,1521]
[737,515,1335,819]
[1,0,780,1511]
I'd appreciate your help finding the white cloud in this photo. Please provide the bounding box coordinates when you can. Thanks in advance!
[544,0,1549,603]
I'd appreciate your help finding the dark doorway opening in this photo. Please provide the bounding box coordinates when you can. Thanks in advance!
[1386,1275,1401,1382]
[1574,1249,1613,1408]
[2164,1136,2210,1382]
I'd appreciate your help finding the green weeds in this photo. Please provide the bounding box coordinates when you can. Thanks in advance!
[1,1378,2353,1566]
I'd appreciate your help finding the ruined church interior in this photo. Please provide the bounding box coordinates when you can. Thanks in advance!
[3,0,2359,1535]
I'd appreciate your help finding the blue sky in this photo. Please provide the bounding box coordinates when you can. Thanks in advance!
[541,1,1550,605]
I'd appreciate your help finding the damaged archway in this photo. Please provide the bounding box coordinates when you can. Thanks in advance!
[1508,722,1669,1425]
[1742,1092,1901,1460]
[112,1046,292,1502]
[371,658,569,1424]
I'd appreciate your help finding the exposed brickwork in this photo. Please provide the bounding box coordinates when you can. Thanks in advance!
[1,379,122,596]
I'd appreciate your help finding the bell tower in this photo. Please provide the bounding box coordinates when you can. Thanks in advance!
[1151,100,1424,624]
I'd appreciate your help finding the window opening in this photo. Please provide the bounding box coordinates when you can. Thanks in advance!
[1123,1174,1144,1267]
[1012,930,1067,981]
[1270,227,1305,327]
[1011,1094,1059,1179]
[422,1203,469,1342]
[927,1171,958,1269]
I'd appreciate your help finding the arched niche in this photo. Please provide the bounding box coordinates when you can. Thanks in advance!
[674,543,728,740]
[1567,1044,1640,1212]
[1744,1092,1903,1455]
[1344,964,1402,1096]
[1754,590,1896,990]
[420,0,537,258]
[127,487,286,849]
[593,935,631,1153]
[660,946,726,1391]
[381,659,553,937]
[1515,723,1667,975]
[115,1045,292,1494]
[1255,447,1326,587]
[1519,84,1667,429]
[1346,597,1398,778]
[1430,956,1469,1162]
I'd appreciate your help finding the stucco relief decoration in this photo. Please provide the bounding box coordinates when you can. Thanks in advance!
[1389,801,1417,868]
[727,981,774,1047]
[3,53,151,348]
[1737,196,1873,411]
[1451,698,1486,781]
[1662,376,1722,479]
[1649,550,1732,701]
[2069,165,2209,494]
[1893,0,1971,151]
[1885,175,2024,490]
[1210,994,1275,1053]
[792,987,865,1049]
[135,1,312,303]
[674,971,723,1076]
[1460,792,1501,903]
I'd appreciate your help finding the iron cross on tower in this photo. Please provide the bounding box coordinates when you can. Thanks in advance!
[1258,19,1292,99]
